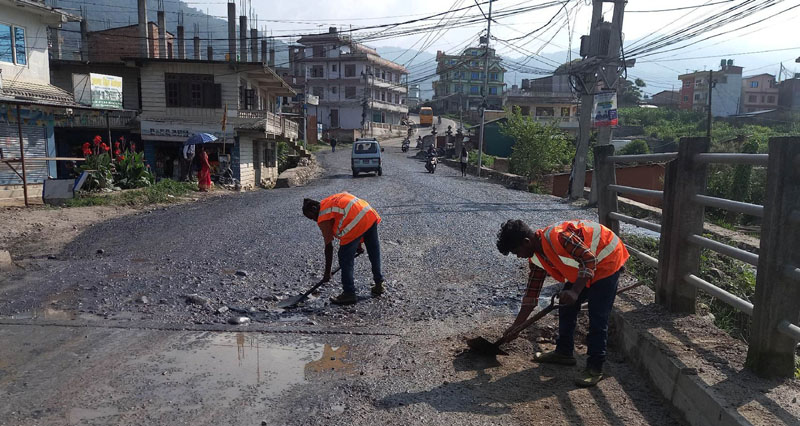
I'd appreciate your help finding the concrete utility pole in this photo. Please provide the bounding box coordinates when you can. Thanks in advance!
[706,69,714,139]
[227,1,236,64]
[138,0,149,58]
[570,0,628,201]
[476,0,493,177]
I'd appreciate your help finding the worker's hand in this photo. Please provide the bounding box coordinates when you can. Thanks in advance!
[356,246,365,255]
[558,288,580,306]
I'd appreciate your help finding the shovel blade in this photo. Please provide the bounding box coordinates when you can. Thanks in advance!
[276,294,306,309]
[466,336,508,356]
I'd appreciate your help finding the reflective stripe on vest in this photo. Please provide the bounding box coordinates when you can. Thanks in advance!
[531,221,628,284]
[318,193,380,245]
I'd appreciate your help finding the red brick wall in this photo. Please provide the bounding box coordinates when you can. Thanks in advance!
[88,23,174,62]
[551,163,666,207]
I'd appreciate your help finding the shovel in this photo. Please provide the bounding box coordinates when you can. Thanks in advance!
[277,252,362,309]
[466,281,645,356]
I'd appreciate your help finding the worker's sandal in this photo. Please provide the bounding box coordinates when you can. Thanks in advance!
[533,350,577,366]
[330,292,358,305]
[575,368,604,387]
[371,281,386,297]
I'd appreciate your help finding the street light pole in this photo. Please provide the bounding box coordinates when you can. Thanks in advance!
[476,0,493,177]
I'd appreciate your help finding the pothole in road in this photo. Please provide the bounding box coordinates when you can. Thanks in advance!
[3,307,101,322]
[134,333,356,401]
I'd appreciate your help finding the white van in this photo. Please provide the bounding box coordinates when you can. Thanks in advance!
[351,138,383,177]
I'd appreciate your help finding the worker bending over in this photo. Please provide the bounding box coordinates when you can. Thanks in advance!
[303,192,385,305]
[495,219,629,387]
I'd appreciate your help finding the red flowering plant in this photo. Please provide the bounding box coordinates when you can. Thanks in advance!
[78,135,114,190]
[112,136,153,189]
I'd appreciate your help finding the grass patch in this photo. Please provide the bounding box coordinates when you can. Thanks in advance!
[468,150,495,168]
[622,233,756,341]
[66,179,198,207]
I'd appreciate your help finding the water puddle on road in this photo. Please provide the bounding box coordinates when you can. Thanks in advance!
[142,333,354,400]
[3,307,100,322]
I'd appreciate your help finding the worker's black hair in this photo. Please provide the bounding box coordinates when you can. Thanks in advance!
[496,219,535,256]
[302,198,320,219]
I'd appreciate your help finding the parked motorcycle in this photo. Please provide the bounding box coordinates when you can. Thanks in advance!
[401,139,410,152]
[425,154,437,174]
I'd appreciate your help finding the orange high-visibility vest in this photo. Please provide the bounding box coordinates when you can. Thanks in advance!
[318,192,381,246]
[529,220,628,286]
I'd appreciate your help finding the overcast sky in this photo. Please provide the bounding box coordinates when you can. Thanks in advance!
[194,0,800,87]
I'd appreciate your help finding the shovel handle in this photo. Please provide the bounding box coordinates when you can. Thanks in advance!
[296,252,364,300]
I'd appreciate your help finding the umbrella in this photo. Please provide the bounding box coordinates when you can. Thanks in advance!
[184,133,218,146]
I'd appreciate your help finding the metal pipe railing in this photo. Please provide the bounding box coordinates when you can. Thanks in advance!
[627,246,658,269]
[608,184,664,200]
[684,274,754,316]
[694,153,769,166]
[777,320,800,341]
[692,194,764,218]
[609,212,662,233]
[686,234,759,267]
[785,265,800,281]
[607,152,678,163]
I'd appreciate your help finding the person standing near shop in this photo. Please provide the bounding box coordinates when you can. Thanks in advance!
[197,145,212,192]
[302,192,386,305]
[460,146,469,177]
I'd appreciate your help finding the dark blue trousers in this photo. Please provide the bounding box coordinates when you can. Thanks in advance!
[338,222,383,294]
[555,270,620,370]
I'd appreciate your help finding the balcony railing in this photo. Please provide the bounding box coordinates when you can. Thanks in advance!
[237,110,298,139]
[283,118,299,139]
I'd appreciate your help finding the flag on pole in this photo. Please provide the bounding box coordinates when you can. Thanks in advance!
[221,103,228,131]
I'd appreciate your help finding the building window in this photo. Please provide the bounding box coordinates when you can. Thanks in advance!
[683,80,691,88]
[387,72,392,81]
[535,107,554,117]
[695,79,702,87]
[265,141,276,167]
[683,95,689,101]
[310,65,324,78]
[0,24,26,65]
[395,93,400,104]
[344,64,356,77]
[470,60,479,67]
[694,93,703,101]
[750,81,759,88]
[454,84,462,93]
[767,95,775,103]
[470,86,479,94]
[345,86,356,99]
[331,64,337,72]
[164,73,220,108]
[748,95,757,103]
[313,46,325,57]
[489,72,499,81]
[561,107,570,117]
[471,72,480,80]
[381,92,386,101]
[520,106,530,116]
[761,96,765,103]
[489,86,498,95]
[331,86,337,94]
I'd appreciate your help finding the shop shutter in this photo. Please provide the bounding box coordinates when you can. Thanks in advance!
[0,124,48,185]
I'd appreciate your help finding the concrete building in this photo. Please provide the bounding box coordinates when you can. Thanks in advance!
[777,76,800,112]
[505,75,578,134]
[0,0,80,202]
[649,90,680,108]
[678,60,743,117]
[406,83,421,108]
[741,74,778,113]
[432,47,506,115]
[296,27,409,140]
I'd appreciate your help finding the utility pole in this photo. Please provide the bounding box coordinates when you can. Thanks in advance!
[706,69,714,139]
[570,0,628,201]
[476,0,493,177]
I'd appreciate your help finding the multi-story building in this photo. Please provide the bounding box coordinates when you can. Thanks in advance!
[778,76,800,112]
[505,75,578,133]
[741,73,779,113]
[406,83,421,108]
[0,0,80,203]
[678,60,743,117]
[296,27,408,139]
[86,22,174,62]
[649,90,680,108]
[432,47,506,115]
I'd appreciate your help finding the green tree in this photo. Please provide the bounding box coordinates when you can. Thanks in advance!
[500,107,574,178]
[618,78,647,107]
[618,139,650,155]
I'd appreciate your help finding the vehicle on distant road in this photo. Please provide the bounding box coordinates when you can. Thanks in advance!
[419,107,433,127]
[351,138,384,177]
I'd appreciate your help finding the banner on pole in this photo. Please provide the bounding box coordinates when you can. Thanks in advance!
[592,91,618,127]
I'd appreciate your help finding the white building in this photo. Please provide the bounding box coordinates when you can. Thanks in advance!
[406,83,421,108]
[297,27,408,140]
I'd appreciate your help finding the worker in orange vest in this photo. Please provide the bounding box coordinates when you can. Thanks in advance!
[495,219,629,387]
[302,193,385,305]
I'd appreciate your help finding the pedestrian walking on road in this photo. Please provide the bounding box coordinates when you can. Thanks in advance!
[197,145,212,192]
[303,192,386,305]
[330,136,337,153]
[495,219,629,387]
[460,146,468,176]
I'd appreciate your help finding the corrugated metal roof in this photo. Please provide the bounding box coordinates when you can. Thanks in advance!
[0,80,79,106]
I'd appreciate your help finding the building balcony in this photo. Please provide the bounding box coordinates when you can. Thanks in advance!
[367,76,407,93]
[369,99,409,114]
[235,110,299,139]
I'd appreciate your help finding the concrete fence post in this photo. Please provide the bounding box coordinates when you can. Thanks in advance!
[594,144,619,235]
[746,136,800,378]
[655,137,710,313]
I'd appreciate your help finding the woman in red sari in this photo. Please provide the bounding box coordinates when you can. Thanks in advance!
[197,145,212,192]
